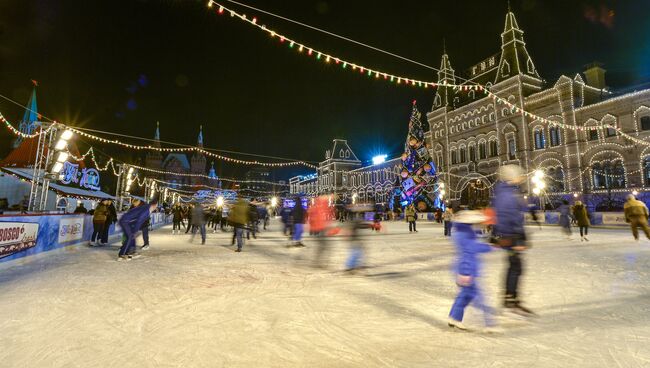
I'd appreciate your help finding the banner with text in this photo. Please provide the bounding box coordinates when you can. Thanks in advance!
[0,222,39,258]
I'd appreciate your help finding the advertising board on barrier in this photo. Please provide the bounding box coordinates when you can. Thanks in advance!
[58,216,84,243]
[602,213,627,226]
[0,222,39,258]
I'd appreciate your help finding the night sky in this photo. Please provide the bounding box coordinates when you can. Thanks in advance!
[1,0,649,179]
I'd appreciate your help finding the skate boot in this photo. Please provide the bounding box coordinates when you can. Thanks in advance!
[447,318,468,331]
[128,253,142,260]
[117,255,130,261]
[141,244,150,251]
[583,236,589,241]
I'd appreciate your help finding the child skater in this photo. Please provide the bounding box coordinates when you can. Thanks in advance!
[448,210,498,332]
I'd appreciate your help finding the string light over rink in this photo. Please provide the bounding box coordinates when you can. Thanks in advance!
[206,1,650,147]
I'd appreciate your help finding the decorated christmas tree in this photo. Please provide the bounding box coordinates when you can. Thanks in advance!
[397,101,442,211]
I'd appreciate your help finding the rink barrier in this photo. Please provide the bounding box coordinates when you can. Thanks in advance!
[0,212,171,264]
[385,211,634,226]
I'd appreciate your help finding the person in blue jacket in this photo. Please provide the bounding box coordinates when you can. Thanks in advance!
[118,198,158,260]
[492,165,535,316]
[448,210,496,331]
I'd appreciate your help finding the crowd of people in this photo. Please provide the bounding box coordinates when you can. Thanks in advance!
[69,163,650,333]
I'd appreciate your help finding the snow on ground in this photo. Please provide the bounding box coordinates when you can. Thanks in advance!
[0,220,649,367]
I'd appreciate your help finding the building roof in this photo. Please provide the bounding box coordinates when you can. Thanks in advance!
[325,139,360,163]
[0,134,85,169]
[163,153,190,170]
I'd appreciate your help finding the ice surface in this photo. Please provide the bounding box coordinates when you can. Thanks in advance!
[0,220,649,367]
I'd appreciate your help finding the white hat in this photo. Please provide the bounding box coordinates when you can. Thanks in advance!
[499,164,525,183]
[453,210,487,224]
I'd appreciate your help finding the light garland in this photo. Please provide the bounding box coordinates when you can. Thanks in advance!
[0,112,54,138]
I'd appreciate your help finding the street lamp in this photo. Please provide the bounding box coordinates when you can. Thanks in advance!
[217,196,224,208]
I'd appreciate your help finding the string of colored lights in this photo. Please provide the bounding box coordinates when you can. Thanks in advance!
[206,1,650,147]
[0,112,54,138]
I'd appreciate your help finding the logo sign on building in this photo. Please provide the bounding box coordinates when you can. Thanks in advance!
[59,161,101,191]
[0,222,39,258]
[58,216,84,243]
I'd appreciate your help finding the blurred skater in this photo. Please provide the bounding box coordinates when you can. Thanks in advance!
[405,203,417,233]
[572,200,590,241]
[117,198,157,260]
[448,210,497,332]
[190,201,206,245]
[624,194,650,242]
[558,200,573,240]
[443,208,454,237]
[291,196,306,247]
[229,198,249,252]
[492,165,536,317]
[309,196,334,267]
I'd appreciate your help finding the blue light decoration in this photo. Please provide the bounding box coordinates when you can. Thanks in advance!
[59,161,101,191]
[394,101,442,211]
[372,154,387,165]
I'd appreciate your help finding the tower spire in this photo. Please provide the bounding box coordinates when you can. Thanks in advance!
[13,85,39,148]
[433,41,456,109]
[495,6,540,82]
[197,125,204,148]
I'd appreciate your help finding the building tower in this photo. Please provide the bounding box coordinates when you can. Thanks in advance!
[433,41,456,109]
[494,6,540,83]
[13,86,40,148]
[190,125,207,185]
[145,122,163,178]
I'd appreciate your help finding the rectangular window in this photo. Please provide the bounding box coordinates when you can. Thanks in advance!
[451,151,457,165]
[489,141,498,157]
[588,129,599,141]
[642,116,650,131]
[469,146,476,162]
[479,143,487,160]
[507,139,516,160]
[606,127,616,137]
[460,149,467,163]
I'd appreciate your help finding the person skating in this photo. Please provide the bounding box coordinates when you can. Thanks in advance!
[172,203,183,234]
[190,201,206,245]
[291,197,306,247]
[117,198,157,260]
[247,202,258,240]
[448,210,497,332]
[405,203,417,232]
[624,194,650,242]
[572,200,590,241]
[558,199,573,240]
[492,165,536,317]
[309,196,334,267]
[229,198,249,252]
[185,204,194,234]
[90,200,109,246]
[443,208,454,237]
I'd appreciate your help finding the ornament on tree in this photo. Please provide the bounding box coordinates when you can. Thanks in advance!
[395,101,442,210]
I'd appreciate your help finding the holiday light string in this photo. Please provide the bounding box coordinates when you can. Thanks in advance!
[206,1,650,147]
[0,112,54,138]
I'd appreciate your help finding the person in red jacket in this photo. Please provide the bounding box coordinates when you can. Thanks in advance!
[309,196,334,267]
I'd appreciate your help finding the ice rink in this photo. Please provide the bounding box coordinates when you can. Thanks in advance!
[1,220,649,368]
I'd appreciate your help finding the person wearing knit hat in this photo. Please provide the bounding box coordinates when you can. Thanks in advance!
[448,210,498,332]
[492,164,536,317]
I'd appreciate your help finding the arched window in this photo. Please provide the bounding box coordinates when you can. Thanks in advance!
[460,147,467,163]
[592,160,626,189]
[534,128,545,150]
[451,149,458,165]
[489,140,498,157]
[479,141,487,160]
[644,157,650,186]
[469,145,476,162]
[549,126,561,146]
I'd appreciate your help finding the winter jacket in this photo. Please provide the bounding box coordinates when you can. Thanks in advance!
[491,181,526,237]
[106,204,118,224]
[191,204,206,225]
[229,200,249,226]
[308,197,332,232]
[572,204,590,227]
[73,205,88,214]
[624,198,649,222]
[452,223,492,277]
[118,204,151,243]
[92,204,109,222]
[292,203,306,224]
[558,204,571,227]
[172,206,183,222]
[405,206,416,222]
[442,209,454,222]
